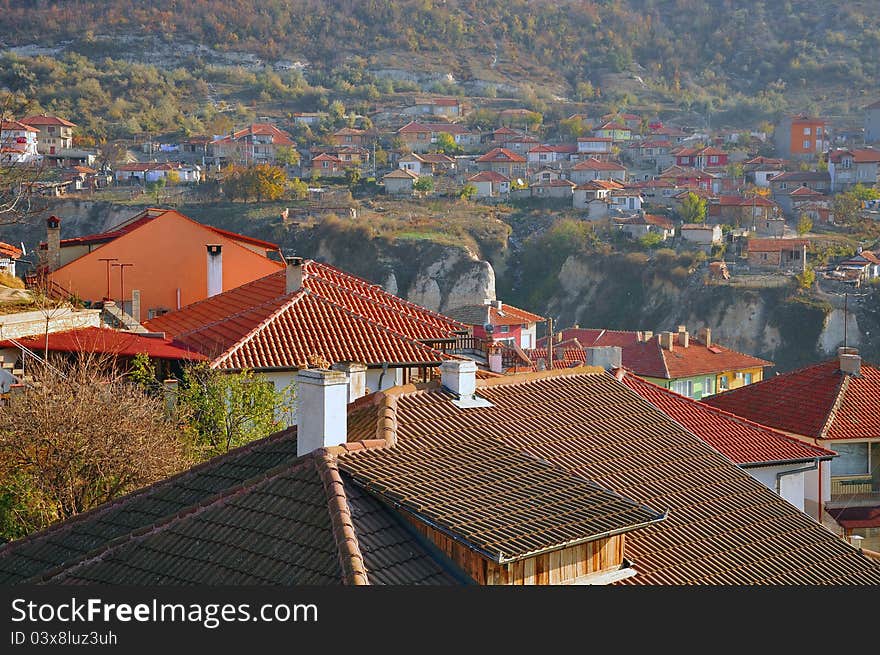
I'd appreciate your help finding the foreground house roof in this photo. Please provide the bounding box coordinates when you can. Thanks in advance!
[444,301,545,327]
[144,259,466,369]
[703,358,880,441]
[0,327,206,362]
[5,368,879,585]
[616,370,835,467]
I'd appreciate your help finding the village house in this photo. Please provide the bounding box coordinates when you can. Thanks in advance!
[774,114,828,160]
[330,127,369,147]
[467,170,510,198]
[768,170,831,215]
[20,114,76,155]
[680,223,723,250]
[593,121,632,142]
[609,188,643,213]
[0,120,41,164]
[444,298,545,351]
[530,178,576,200]
[614,213,675,241]
[836,249,880,283]
[672,145,729,170]
[398,152,456,176]
[310,152,345,178]
[404,97,462,118]
[745,238,809,272]
[827,147,880,192]
[706,194,779,226]
[618,370,835,516]
[568,158,627,185]
[145,257,468,396]
[530,166,563,184]
[630,139,674,171]
[537,326,771,400]
[39,209,284,320]
[209,123,296,166]
[572,179,622,215]
[866,99,880,144]
[575,136,615,161]
[114,162,201,185]
[657,165,716,192]
[0,241,22,279]
[602,112,642,131]
[290,111,328,126]
[743,156,787,187]
[648,124,689,144]
[382,168,420,195]
[705,349,880,550]
[397,121,476,153]
[475,147,527,179]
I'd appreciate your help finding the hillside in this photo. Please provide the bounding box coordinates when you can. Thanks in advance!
[2,0,879,132]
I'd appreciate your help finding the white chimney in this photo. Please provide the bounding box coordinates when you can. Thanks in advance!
[441,360,492,408]
[488,346,503,373]
[678,327,689,348]
[585,346,622,370]
[206,244,222,297]
[642,330,653,342]
[699,327,712,348]
[296,368,349,457]
[286,256,304,294]
[660,331,675,351]
[839,348,862,377]
[332,362,368,402]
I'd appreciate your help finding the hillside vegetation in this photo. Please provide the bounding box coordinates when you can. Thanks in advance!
[1,1,879,132]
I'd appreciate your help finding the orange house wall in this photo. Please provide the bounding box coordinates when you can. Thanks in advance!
[789,120,825,155]
[49,212,283,315]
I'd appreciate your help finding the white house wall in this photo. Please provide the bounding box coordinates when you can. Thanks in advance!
[746,463,808,512]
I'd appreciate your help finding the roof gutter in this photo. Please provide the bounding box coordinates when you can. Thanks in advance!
[775,458,820,496]
[741,454,834,469]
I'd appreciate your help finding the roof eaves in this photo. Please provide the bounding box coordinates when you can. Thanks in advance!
[819,374,852,441]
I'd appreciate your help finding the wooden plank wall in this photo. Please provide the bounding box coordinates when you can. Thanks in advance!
[405,514,625,585]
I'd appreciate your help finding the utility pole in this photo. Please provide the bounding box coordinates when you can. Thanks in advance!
[98,257,118,300]
[112,263,134,313]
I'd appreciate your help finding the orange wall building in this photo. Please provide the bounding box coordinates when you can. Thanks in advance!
[42,208,284,321]
[774,115,828,159]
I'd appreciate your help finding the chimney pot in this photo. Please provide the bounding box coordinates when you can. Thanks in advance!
[643,330,653,342]
[441,360,477,397]
[296,368,349,457]
[839,351,862,377]
[660,331,675,351]
[487,346,503,373]
[699,327,712,348]
[286,256,304,294]
[678,329,689,348]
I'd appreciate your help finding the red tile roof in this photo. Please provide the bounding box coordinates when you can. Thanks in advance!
[212,123,294,146]
[747,238,810,253]
[617,371,834,466]
[0,327,206,361]
[468,171,510,183]
[572,158,626,171]
[0,241,22,259]
[20,114,76,128]
[1,120,38,132]
[475,147,527,164]
[444,301,545,327]
[144,260,466,369]
[704,358,880,441]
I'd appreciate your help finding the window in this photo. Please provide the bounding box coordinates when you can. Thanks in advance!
[743,372,753,384]
[803,140,811,149]
[830,442,869,477]
[670,380,693,397]
[816,127,822,135]
[499,325,510,333]
[703,377,713,395]
[718,376,729,391]
[803,127,811,135]
[710,156,718,164]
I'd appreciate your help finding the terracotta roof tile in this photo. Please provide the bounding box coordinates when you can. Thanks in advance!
[475,147,527,164]
[704,358,880,441]
[617,371,834,466]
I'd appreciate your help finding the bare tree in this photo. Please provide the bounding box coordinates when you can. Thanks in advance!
[0,353,192,540]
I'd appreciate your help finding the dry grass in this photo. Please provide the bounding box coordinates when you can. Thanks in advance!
[0,271,24,289]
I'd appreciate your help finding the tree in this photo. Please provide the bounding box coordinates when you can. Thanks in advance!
[434,132,462,155]
[0,356,190,539]
[850,183,880,201]
[832,191,863,226]
[289,177,308,200]
[177,363,294,459]
[680,192,707,223]
[413,176,434,196]
[223,164,286,202]
[797,213,813,235]
[275,145,301,167]
[146,177,166,204]
[345,167,361,190]
[795,267,815,290]
[459,183,477,201]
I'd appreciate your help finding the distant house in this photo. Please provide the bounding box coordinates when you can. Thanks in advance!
[331,127,368,147]
[865,99,880,144]
[768,171,831,215]
[742,156,786,187]
[475,147,527,179]
[0,241,22,278]
[467,171,510,198]
[745,238,809,272]
[575,136,614,160]
[290,112,328,126]
[602,112,642,131]
[838,250,880,282]
[444,299,545,350]
[114,162,201,185]
[209,123,296,166]
[569,158,626,185]
[657,165,716,192]
[614,213,674,241]
[573,179,622,216]
[707,195,779,226]
[609,189,643,213]
[1,120,40,164]
[672,145,728,170]
[405,97,462,118]
[827,147,880,192]
[530,179,576,200]
[680,224,723,249]
[774,115,828,160]
[648,125,689,144]
[530,166,563,184]
[593,122,632,142]
[383,169,419,195]
[397,121,475,153]
[632,139,674,171]
[310,152,344,178]
[20,114,76,155]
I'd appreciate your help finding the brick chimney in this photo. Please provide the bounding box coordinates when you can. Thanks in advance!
[660,331,675,351]
[206,244,222,297]
[698,327,712,348]
[487,344,504,373]
[46,215,61,272]
[332,361,368,402]
[286,256,304,294]
[296,368,349,457]
[677,325,689,348]
[838,347,861,377]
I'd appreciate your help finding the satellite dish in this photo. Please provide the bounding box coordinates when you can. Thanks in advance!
[484,323,495,334]
[516,178,524,186]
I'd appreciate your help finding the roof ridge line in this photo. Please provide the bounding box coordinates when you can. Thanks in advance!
[25,454,314,584]
[315,452,370,585]
[820,373,851,440]
[0,427,297,562]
